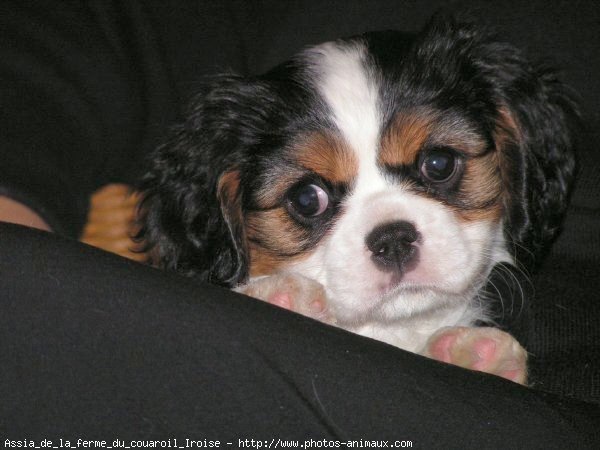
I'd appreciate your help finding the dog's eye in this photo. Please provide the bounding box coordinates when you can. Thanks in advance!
[420,148,460,183]
[288,183,329,217]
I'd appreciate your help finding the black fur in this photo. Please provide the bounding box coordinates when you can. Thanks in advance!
[137,15,577,286]
[137,72,322,285]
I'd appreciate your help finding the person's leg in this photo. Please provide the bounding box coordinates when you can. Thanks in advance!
[1,223,597,445]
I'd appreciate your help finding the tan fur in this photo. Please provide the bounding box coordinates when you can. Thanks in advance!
[379,112,432,167]
[223,110,520,275]
[246,208,313,276]
[247,132,357,276]
[295,132,358,183]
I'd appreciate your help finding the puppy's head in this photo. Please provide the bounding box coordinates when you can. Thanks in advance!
[139,16,576,325]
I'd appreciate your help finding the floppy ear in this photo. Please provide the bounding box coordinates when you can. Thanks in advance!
[426,15,579,266]
[418,15,578,267]
[137,76,264,286]
[491,61,578,267]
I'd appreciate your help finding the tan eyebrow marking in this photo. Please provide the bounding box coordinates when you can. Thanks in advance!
[294,132,358,183]
[379,112,433,167]
[253,132,358,209]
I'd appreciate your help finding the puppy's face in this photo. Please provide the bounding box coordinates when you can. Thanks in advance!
[140,17,576,326]
[241,43,511,324]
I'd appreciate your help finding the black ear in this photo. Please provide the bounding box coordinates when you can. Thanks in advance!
[424,15,579,267]
[137,76,265,286]
[488,52,579,268]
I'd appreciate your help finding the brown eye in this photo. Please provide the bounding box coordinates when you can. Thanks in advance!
[420,148,460,183]
[288,183,329,217]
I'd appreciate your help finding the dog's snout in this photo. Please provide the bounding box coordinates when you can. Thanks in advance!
[366,221,419,272]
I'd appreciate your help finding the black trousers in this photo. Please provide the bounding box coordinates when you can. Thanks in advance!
[1,223,598,446]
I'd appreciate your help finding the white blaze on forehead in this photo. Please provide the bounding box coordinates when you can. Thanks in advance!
[304,41,384,186]
[287,42,510,350]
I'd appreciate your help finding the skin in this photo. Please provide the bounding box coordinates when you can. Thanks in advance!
[0,196,51,231]
[1,188,145,261]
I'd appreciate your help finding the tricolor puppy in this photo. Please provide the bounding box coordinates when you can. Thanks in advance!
[139,16,577,384]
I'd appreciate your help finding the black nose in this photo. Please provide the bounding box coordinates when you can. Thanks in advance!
[366,221,419,272]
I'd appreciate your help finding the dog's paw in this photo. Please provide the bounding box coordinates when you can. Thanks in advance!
[423,326,527,384]
[235,273,335,324]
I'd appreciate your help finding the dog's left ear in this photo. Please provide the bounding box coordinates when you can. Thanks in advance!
[418,16,578,267]
[491,61,578,267]
[427,15,582,267]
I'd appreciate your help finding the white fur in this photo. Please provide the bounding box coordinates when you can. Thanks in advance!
[282,40,512,353]
[303,41,385,191]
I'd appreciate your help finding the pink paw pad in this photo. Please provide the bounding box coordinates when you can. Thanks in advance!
[428,333,458,364]
[500,368,523,383]
[237,273,335,325]
[424,327,528,385]
[309,298,325,313]
[267,292,293,310]
[472,338,497,370]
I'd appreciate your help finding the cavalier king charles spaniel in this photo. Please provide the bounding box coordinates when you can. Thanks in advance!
[138,15,577,384]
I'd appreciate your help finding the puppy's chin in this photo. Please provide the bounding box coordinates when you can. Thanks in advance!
[370,282,481,323]
[317,276,486,327]
[290,273,491,329]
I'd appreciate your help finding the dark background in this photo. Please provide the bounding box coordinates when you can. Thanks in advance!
[135,0,600,403]
[1,0,598,403]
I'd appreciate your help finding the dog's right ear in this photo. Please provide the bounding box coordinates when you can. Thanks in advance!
[137,76,265,286]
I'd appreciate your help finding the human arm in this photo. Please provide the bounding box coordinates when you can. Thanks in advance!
[0,196,51,232]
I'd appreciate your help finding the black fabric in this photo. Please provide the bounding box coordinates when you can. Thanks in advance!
[1,0,599,436]
[0,223,598,444]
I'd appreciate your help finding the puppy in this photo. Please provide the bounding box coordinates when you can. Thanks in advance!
[138,16,577,384]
